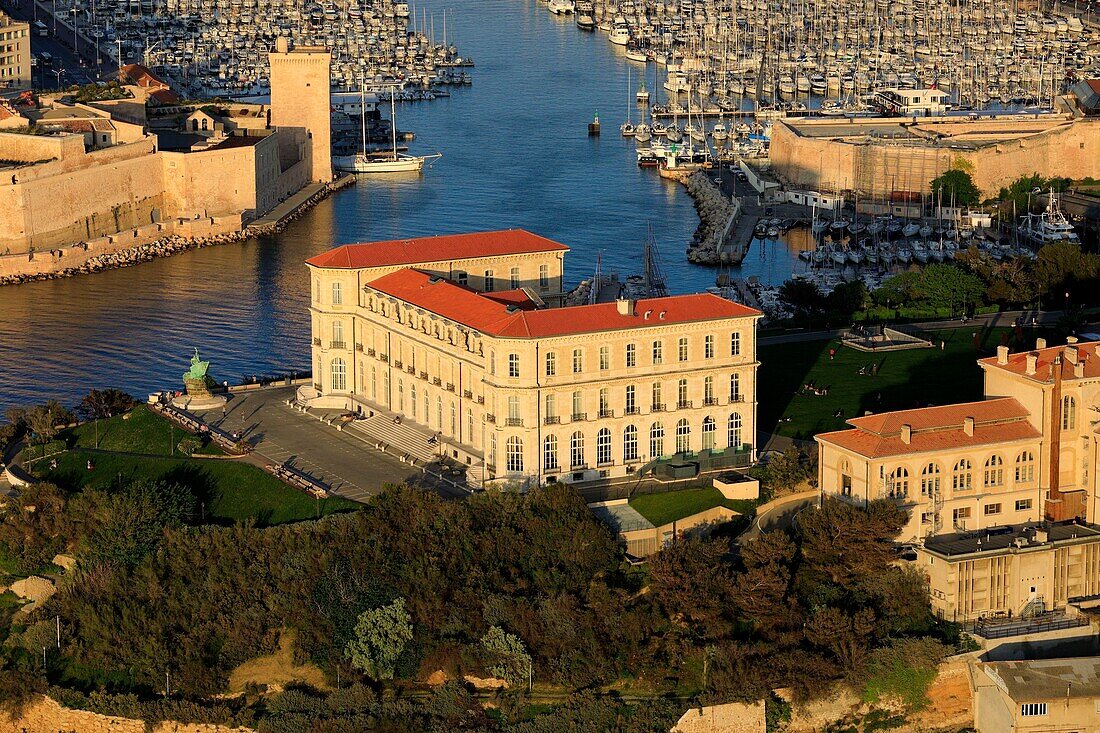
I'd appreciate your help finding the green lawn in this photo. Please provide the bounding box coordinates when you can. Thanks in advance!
[67,404,222,456]
[629,487,755,527]
[34,450,360,526]
[758,326,1048,440]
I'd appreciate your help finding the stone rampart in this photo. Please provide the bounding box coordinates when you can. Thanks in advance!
[0,696,255,733]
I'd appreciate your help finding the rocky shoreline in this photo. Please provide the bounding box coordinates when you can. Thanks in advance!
[684,171,739,267]
[0,180,346,288]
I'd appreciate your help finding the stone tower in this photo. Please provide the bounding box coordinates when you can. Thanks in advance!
[269,37,332,184]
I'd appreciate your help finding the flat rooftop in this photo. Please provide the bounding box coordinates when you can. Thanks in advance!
[781,114,1079,150]
[923,520,1100,558]
[981,657,1100,701]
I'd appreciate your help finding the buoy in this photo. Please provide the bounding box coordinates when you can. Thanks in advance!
[588,111,600,136]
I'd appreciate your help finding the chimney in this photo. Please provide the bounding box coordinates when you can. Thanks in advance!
[963,416,975,436]
[900,424,912,444]
[616,298,634,316]
[1095,345,1100,358]
[1037,337,1047,349]
[1075,361,1085,379]
[1026,352,1038,375]
[1047,355,1065,522]
[1065,345,1079,365]
[996,345,1009,365]
[1034,527,1049,544]
[1067,336,1079,345]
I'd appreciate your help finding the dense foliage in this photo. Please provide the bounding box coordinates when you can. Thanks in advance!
[930,169,980,207]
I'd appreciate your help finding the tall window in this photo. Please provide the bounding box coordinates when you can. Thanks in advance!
[730,373,741,402]
[489,434,496,466]
[397,381,405,412]
[953,459,973,491]
[650,422,665,458]
[539,264,549,289]
[413,386,422,418]
[598,388,610,416]
[677,378,689,408]
[652,340,663,364]
[509,266,520,289]
[702,417,716,451]
[506,436,523,473]
[652,381,662,409]
[730,331,741,356]
[450,403,456,435]
[489,350,496,376]
[330,358,347,391]
[370,366,377,399]
[437,397,443,428]
[1015,451,1035,484]
[508,353,520,378]
[332,320,344,347]
[704,376,714,404]
[572,348,583,373]
[626,343,636,368]
[331,281,343,305]
[675,419,690,453]
[623,425,638,461]
[921,463,941,497]
[599,346,610,371]
[678,337,689,362]
[888,467,909,498]
[545,393,556,419]
[545,351,556,376]
[1062,395,1076,430]
[572,391,583,419]
[507,396,520,422]
[597,428,612,465]
[704,334,714,359]
[625,384,636,414]
[728,413,742,448]
[466,409,474,444]
[544,435,558,470]
[570,431,585,468]
[983,455,1004,487]
[483,270,495,292]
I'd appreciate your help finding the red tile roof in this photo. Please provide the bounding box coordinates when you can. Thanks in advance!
[365,268,759,338]
[305,230,569,269]
[979,341,1100,382]
[148,88,181,106]
[816,397,1040,458]
[119,63,169,90]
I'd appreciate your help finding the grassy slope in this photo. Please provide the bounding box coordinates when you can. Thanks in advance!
[629,487,755,526]
[68,404,222,456]
[757,327,1032,440]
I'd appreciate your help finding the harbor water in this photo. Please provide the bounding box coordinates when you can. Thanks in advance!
[0,0,803,410]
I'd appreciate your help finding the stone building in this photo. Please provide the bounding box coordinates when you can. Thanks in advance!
[972,657,1100,732]
[769,114,1100,202]
[0,11,30,89]
[816,339,1100,543]
[270,38,332,184]
[303,230,761,487]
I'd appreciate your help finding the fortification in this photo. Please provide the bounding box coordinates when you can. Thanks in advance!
[269,38,332,184]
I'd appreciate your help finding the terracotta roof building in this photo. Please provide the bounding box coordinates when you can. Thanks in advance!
[304,230,762,487]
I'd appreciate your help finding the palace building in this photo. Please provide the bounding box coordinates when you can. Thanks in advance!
[816,339,1100,543]
[303,230,761,487]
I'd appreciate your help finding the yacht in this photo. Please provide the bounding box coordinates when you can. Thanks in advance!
[547,0,575,14]
[636,83,650,104]
[334,89,441,174]
[575,13,596,29]
[609,23,631,45]
[1018,191,1079,244]
[711,122,727,141]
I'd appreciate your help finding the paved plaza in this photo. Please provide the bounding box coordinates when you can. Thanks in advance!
[192,386,469,503]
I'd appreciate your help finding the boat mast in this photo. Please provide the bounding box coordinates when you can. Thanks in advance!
[391,88,398,159]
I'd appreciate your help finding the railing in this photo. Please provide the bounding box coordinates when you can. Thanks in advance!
[677,400,693,410]
[355,343,363,352]
[433,377,442,386]
[330,341,346,349]
[379,353,388,362]
[505,418,523,427]
[367,348,376,357]
[651,403,666,412]
[625,406,639,415]
[419,371,428,380]
[463,390,473,399]
[544,416,560,425]
[393,360,403,369]
[703,397,719,406]
[485,414,496,424]
[571,412,587,422]
[313,337,322,346]
[477,396,485,404]
[598,408,614,418]
[406,365,416,375]
[571,462,587,470]
[729,394,743,403]
[446,382,455,392]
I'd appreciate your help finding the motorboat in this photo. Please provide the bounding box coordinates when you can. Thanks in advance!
[575,13,596,29]
[711,122,728,141]
[548,0,575,14]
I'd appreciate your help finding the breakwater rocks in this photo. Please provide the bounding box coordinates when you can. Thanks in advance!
[684,171,738,267]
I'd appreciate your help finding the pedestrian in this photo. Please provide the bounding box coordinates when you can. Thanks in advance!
[829,347,836,360]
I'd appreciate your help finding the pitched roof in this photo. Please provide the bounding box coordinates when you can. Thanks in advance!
[979,341,1100,383]
[816,397,1040,459]
[119,63,169,89]
[365,268,759,339]
[305,230,569,269]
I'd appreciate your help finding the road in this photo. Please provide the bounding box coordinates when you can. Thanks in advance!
[1,0,108,89]
[738,490,818,543]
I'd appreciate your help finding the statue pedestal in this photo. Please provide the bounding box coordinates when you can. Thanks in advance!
[171,393,227,411]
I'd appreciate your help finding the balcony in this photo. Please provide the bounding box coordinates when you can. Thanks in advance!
[330,341,346,350]
[433,376,442,386]
[446,382,455,392]
[729,394,743,403]
[406,365,416,375]
[544,416,560,425]
[485,414,497,424]
[571,412,587,422]
[677,400,693,410]
[355,343,363,352]
[477,395,485,405]
[312,337,322,346]
[651,403,666,412]
[624,406,639,415]
[419,371,428,380]
[505,418,523,427]
[367,348,376,357]
[393,360,403,369]
[598,408,614,419]
[379,353,388,363]
[463,389,473,399]
[703,397,719,407]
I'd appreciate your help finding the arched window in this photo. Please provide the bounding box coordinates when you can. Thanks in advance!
[597,428,612,465]
[330,358,346,391]
[544,435,558,470]
[424,393,429,424]
[921,463,941,498]
[1062,395,1077,430]
[953,459,973,491]
[702,416,716,451]
[506,436,523,473]
[730,373,740,402]
[1015,451,1035,484]
[489,434,496,466]
[839,457,852,496]
[888,467,909,498]
[331,281,343,305]
[570,431,585,468]
[983,455,1004,487]
[675,418,690,453]
[623,425,638,462]
[728,413,742,448]
[650,422,665,458]
[331,320,344,347]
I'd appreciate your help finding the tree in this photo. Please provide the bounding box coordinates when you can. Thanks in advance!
[345,597,413,681]
[480,626,532,686]
[648,537,736,639]
[872,271,920,308]
[24,400,74,444]
[826,281,869,317]
[797,498,908,588]
[778,278,824,314]
[1033,241,1100,300]
[914,263,985,314]
[76,389,136,420]
[930,169,980,206]
[755,447,811,497]
[804,606,876,669]
[83,479,195,567]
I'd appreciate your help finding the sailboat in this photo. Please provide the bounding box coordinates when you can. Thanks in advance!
[334,87,441,174]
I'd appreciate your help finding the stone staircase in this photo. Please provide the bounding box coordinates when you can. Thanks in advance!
[348,415,439,465]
